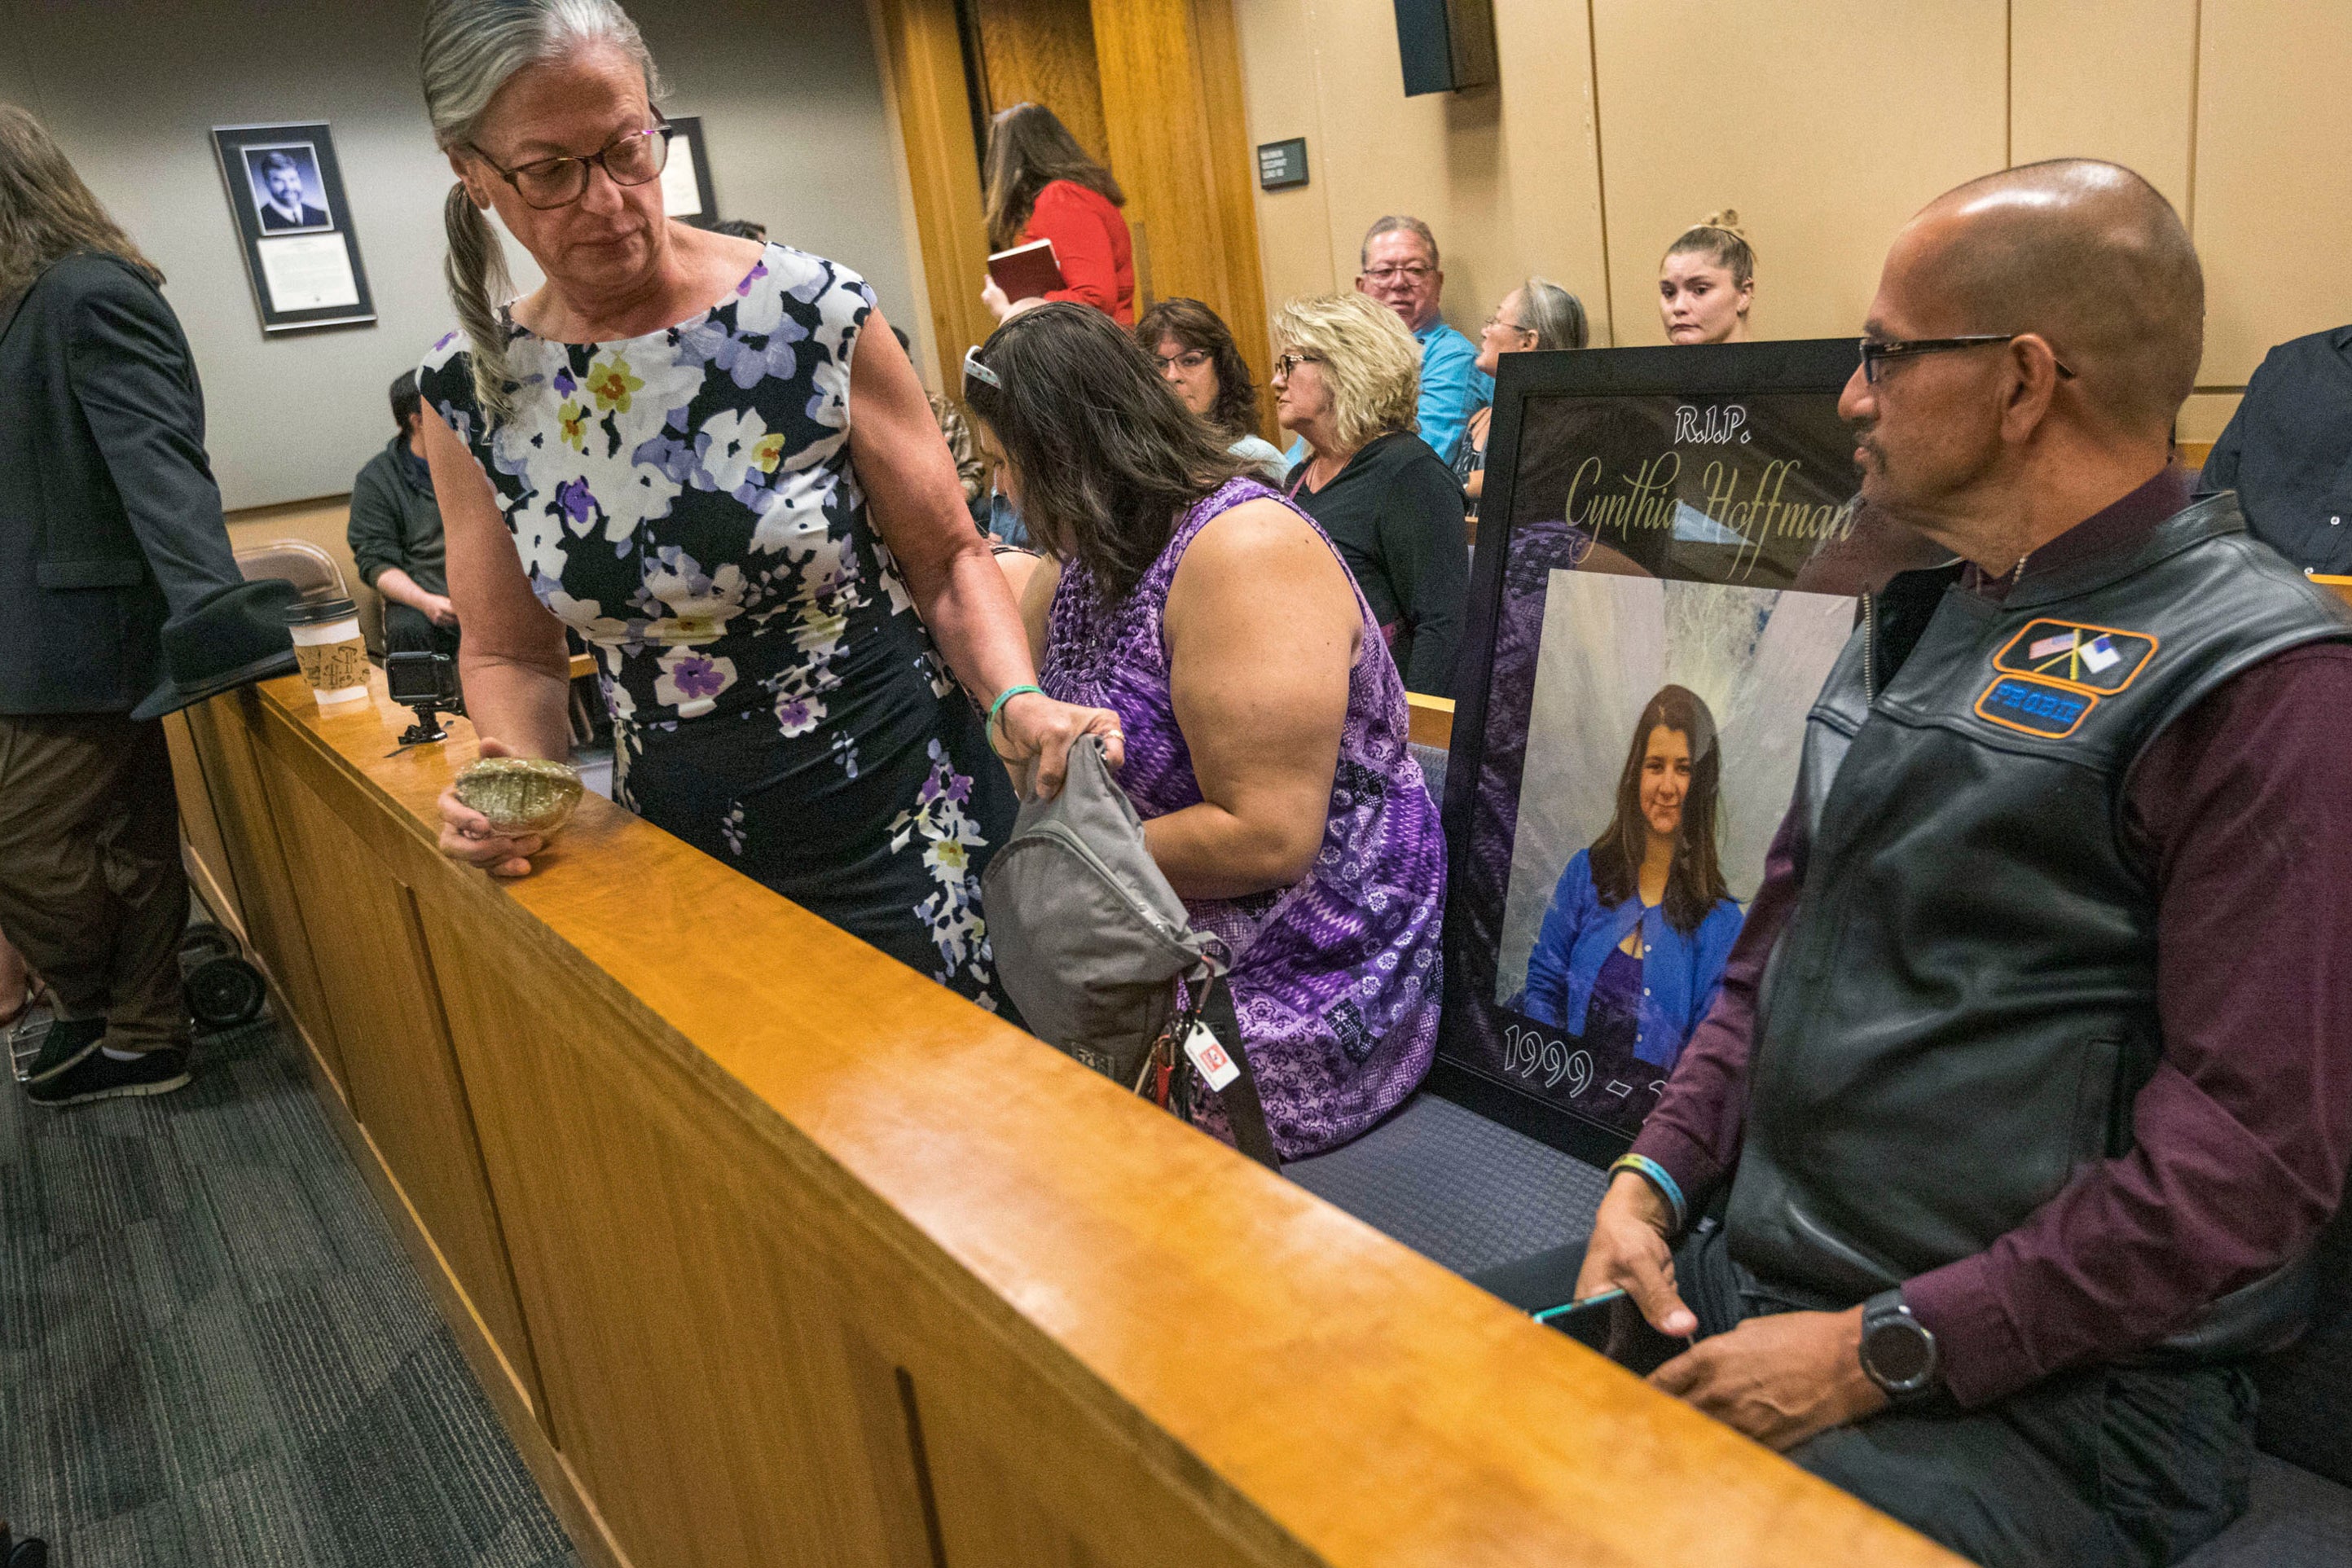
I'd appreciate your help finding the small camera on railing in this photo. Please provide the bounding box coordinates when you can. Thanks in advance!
[385,650,462,745]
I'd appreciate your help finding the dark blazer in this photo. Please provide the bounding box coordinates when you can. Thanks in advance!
[2195,324,2352,575]
[347,435,447,597]
[0,252,243,714]
[259,201,329,233]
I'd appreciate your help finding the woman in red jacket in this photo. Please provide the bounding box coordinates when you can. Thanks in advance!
[979,103,1133,326]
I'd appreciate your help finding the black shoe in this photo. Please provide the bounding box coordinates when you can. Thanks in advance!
[24,1017,104,1086]
[27,1046,191,1107]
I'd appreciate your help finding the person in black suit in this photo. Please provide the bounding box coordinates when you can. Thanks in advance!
[253,149,329,231]
[1,104,293,1106]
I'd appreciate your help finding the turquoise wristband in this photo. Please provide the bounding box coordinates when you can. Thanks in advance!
[987,683,1044,736]
[1609,1153,1687,1233]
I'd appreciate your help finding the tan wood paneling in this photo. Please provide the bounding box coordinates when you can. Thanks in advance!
[161,709,243,933]
[251,744,546,1430]
[1092,0,1277,406]
[1230,0,1611,348]
[2192,0,2352,386]
[1592,0,2007,347]
[1192,0,1281,406]
[2011,0,2198,213]
[181,691,350,1097]
[1230,0,1340,310]
[194,666,1959,1568]
[872,0,1000,393]
[2178,390,2243,446]
[964,0,1113,167]
[1406,692,1454,750]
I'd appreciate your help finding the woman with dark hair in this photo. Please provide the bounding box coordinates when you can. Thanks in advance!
[966,303,1444,1159]
[979,103,1133,326]
[1521,685,1743,1072]
[1659,212,1756,345]
[414,0,1119,1010]
[1136,296,1285,480]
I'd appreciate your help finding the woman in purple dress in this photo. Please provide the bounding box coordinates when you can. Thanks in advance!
[965,304,1444,1158]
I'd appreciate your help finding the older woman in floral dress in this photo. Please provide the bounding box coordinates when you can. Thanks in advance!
[415,0,1115,1005]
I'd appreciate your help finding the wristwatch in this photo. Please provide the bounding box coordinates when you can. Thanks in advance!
[1858,1289,1940,1400]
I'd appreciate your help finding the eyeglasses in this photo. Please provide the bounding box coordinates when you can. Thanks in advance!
[1361,265,1434,284]
[1272,352,1321,379]
[1154,349,1210,375]
[470,125,672,211]
[962,345,1001,397]
[1484,313,1533,336]
[1858,332,2077,384]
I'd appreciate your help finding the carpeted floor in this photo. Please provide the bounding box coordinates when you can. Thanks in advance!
[0,1010,579,1567]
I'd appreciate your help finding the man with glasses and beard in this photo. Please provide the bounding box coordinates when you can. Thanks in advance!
[1572,160,2352,1567]
[253,149,328,231]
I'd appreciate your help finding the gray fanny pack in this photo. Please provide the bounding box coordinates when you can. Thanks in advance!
[981,734,1279,1168]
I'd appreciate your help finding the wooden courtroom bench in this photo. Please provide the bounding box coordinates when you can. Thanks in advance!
[156,672,1961,1568]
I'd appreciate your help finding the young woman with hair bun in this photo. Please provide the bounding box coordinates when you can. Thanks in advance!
[1659,211,1756,345]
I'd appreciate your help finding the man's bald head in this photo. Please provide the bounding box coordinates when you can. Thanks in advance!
[1897,159,2201,435]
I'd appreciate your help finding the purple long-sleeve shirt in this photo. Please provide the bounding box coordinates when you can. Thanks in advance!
[1630,468,2352,1408]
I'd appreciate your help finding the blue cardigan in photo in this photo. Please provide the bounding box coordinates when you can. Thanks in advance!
[1519,849,1744,1068]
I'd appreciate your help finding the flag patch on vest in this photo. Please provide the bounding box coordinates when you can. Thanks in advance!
[1976,674,2099,737]
[1993,619,2158,693]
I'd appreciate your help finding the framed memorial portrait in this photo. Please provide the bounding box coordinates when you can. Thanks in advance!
[1431,339,1935,1167]
[655,115,719,228]
[211,122,375,333]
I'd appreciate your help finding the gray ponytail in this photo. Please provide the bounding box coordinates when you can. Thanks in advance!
[1519,276,1589,352]
[420,0,663,427]
[442,182,518,423]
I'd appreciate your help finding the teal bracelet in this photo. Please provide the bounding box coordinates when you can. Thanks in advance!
[987,683,1044,736]
[1609,1153,1688,1234]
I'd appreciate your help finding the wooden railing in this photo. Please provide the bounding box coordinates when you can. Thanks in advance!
[159,672,1957,1568]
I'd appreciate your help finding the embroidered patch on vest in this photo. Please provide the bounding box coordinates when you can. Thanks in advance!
[1975,674,2099,738]
[1992,619,2158,694]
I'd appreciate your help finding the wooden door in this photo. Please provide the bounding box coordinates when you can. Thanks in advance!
[874,0,1273,428]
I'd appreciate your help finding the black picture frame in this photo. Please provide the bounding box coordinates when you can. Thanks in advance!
[1431,338,1900,1168]
[210,122,375,334]
[657,115,720,229]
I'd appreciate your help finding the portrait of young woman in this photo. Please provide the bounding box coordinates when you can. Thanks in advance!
[1516,683,1743,1072]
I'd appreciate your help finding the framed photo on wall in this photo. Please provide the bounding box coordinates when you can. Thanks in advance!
[1431,339,1938,1168]
[210,121,375,333]
[656,115,719,228]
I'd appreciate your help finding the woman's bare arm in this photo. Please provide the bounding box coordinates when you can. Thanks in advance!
[422,407,573,876]
[1147,499,1361,900]
[423,409,572,759]
[848,313,1118,795]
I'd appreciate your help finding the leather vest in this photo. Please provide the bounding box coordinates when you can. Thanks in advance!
[1726,495,2352,1358]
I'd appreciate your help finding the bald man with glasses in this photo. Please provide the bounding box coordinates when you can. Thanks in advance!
[1574,159,2352,1567]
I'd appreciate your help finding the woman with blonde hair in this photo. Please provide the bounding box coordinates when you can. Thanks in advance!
[1274,292,1469,696]
[413,0,1119,1009]
[1659,211,1755,345]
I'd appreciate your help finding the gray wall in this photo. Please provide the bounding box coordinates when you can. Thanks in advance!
[2,0,918,512]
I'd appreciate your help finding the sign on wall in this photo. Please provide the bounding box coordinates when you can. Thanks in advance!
[1433,340,1935,1165]
[210,122,376,334]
